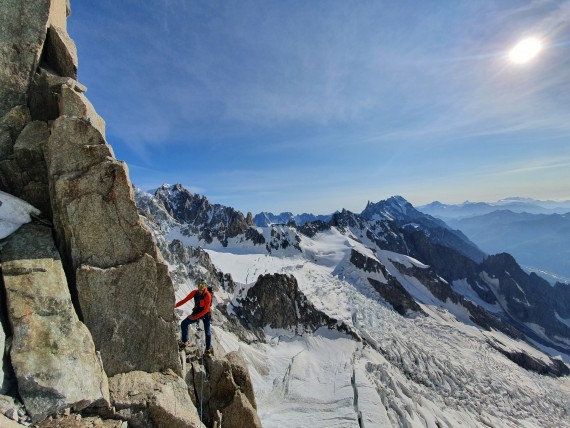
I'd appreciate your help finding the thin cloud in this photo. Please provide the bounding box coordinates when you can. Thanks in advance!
[482,157,570,178]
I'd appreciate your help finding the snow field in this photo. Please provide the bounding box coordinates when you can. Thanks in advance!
[0,191,41,239]
[208,231,570,427]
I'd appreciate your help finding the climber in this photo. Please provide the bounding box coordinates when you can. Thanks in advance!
[175,280,214,355]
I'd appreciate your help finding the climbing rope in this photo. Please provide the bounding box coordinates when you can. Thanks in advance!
[199,324,205,428]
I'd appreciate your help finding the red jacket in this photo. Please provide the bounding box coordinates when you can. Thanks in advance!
[175,289,211,319]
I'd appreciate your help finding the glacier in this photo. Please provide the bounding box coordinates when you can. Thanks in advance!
[136,187,570,427]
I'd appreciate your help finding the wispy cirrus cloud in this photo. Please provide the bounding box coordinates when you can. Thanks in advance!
[69,0,570,213]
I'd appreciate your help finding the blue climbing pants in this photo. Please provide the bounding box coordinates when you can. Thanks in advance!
[181,314,212,350]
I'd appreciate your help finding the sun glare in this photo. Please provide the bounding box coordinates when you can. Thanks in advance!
[508,37,543,64]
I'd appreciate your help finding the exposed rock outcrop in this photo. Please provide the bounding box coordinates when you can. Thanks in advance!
[0,0,49,117]
[36,415,127,428]
[488,340,570,377]
[186,352,261,428]
[76,255,177,377]
[39,42,180,379]
[0,106,31,173]
[107,370,200,428]
[44,24,78,79]
[1,120,51,216]
[0,223,109,422]
[478,253,570,353]
[234,273,359,340]
[349,249,425,316]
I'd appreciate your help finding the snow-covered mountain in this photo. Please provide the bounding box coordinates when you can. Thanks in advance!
[253,211,332,227]
[135,185,570,427]
[361,196,486,263]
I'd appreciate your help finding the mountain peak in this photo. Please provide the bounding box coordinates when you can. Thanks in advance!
[361,195,415,221]
[386,195,413,211]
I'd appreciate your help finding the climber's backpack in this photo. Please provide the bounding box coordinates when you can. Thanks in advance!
[191,286,214,319]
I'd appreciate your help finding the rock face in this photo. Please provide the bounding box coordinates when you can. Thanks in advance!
[0,223,109,422]
[76,255,176,377]
[186,352,261,428]
[1,120,51,216]
[478,254,570,352]
[108,370,200,428]
[0,0,50,117]
[234,273,359,339]
[38,40,180,379]
[349,249,425,316]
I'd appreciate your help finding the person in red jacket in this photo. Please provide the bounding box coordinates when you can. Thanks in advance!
[175,280,213,354]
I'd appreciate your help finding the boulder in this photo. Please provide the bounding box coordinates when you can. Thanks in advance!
[0,105,31,161]
[59,84,105,136]
[76,255,179,376]
[225,352,257,409]
[108,370,200,428]
[186,354,261,428]
[220,390,260,428]
[48,0,70,32]
[0,121,51,216]
[0,223,110,423]
[0,0,51,118]
[44,25,78,79]
[45,117,114,181]
[0,413,22,428]
[27,67,87,122]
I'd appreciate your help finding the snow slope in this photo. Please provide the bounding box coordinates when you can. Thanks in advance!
[202,229,570,427]
[0,191,40,239]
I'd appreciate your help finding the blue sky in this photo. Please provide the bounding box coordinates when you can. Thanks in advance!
[67,0,570,215]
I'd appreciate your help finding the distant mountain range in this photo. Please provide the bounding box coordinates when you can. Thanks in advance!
[253,211,332,227]
[417,198,570,283]
[418,197,570,220]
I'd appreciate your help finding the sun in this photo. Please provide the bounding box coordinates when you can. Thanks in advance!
[508,37,543,64]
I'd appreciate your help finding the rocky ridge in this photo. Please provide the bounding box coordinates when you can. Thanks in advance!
[154,184,256,246]
[253,211,332,227]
